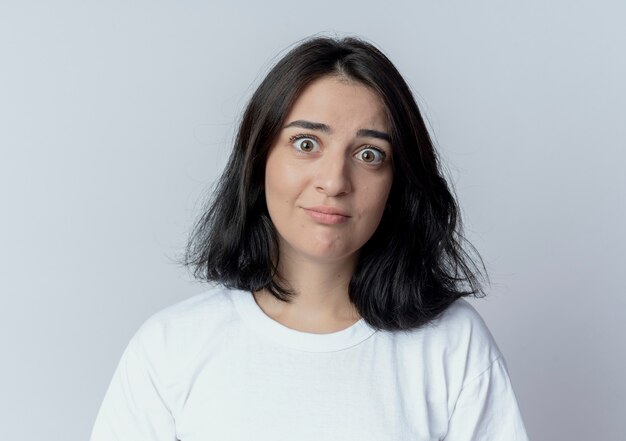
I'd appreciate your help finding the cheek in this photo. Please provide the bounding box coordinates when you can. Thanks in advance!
[358,173,393,215]
[264,151,304,212]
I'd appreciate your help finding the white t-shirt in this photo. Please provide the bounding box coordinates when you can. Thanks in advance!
[89,284,530,440]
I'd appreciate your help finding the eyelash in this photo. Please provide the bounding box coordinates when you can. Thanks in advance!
[288,133,387,165]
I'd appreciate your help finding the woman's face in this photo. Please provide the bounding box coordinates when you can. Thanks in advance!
[264,75,394,264]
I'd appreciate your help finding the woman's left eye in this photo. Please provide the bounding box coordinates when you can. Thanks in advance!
[356,146,386,165]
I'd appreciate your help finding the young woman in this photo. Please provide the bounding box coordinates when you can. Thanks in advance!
[90,36,530,440]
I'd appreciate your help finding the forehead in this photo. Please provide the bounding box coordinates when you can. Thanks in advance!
[285,75,390,132]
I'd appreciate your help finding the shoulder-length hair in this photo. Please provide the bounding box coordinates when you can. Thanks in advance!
[181,35,487,332]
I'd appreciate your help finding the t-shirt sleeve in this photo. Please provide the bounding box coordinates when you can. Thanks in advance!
[89,335,178,441]
[443,355,530,441]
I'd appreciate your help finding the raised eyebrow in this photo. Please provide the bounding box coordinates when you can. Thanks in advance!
[283,120,331,133]
[356,128,391,143]
[283,120,391,143]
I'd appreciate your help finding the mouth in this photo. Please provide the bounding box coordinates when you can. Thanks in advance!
[302,207,350,225]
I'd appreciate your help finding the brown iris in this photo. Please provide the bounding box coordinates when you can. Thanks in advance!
[300,140,315,152]
[361,150,375,162]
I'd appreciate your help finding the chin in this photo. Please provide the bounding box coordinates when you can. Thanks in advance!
[278,233,361,263]
[299,246,359,263]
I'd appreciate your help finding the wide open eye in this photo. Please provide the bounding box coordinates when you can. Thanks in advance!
[289,134,320,153]
[356,146,386,165]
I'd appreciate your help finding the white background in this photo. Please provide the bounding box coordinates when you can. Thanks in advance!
[1,1,624,440]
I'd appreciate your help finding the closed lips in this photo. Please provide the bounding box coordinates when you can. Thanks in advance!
[304,206,350,217]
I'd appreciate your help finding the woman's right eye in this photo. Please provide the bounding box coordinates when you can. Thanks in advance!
[289,134,320,153]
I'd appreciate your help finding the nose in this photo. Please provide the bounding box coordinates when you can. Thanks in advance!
[313,149,352,197]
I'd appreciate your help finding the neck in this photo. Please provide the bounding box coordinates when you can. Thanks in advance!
[252,246,361,332]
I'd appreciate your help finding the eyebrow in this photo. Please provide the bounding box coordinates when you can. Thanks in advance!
[283,120,391,143]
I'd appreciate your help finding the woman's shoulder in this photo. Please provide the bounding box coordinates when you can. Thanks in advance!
[432,298,497,336]
[392,297,504,384]
[123,284,239,369]
[141,283,236,327]
[433,298,502,356]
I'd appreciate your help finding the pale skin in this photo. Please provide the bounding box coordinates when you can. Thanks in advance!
[253,74,394,334]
